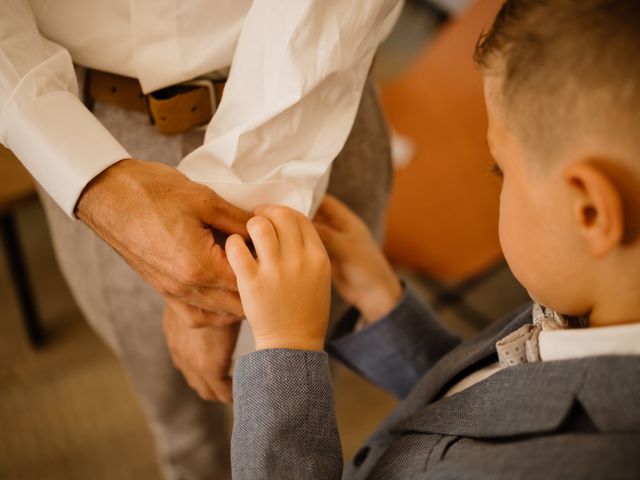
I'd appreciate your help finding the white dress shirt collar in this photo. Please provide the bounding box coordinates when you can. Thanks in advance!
[539,322,640,361]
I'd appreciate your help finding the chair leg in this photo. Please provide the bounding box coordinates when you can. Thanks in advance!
[0,211,46,347]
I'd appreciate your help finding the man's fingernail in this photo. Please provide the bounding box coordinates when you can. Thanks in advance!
[253,204,267,213]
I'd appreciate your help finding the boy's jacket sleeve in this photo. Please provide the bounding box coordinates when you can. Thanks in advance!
[232,349,342,480]
[328,286,461,398]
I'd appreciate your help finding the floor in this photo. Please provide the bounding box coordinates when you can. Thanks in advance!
[0,2,530,479]
[0,200,161,480]
[1,200,528,480]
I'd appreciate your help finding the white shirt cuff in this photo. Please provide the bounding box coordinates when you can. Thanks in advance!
[3,90,130,217]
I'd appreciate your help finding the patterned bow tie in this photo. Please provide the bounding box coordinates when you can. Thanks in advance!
[496,304,589,368]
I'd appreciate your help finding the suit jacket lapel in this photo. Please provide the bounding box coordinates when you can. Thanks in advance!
[576,355,640,433]
[393,355,640,438]
[371,305,533,438]
[410,305,533,404]
[393,359,586,437]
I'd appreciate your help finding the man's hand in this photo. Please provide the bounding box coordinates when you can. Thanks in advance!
[226,206,331,351]
[76,159,252,327]
[313,195,402,324]
[163,305,239,402]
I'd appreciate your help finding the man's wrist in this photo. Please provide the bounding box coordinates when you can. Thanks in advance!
[75,158,134,220]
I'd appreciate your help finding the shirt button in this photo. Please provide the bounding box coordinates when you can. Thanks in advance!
[353,446,370,467]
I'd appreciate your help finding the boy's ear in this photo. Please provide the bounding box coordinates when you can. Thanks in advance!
[564,161,624,257]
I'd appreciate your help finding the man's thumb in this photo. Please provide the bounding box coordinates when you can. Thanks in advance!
[200,191,252,239]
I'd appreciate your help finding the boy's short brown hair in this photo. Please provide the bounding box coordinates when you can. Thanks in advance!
[475,0,640,161]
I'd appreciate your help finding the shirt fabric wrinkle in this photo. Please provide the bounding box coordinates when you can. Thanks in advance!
[1,0,403,217]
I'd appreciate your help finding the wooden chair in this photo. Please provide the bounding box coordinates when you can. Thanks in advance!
[0,145,46,346]
[381,0,505,327]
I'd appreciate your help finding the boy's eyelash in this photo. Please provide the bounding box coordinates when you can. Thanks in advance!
[489,162,503,179]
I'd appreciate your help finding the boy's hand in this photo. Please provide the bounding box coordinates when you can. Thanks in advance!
[313,195,402,324]
[226,206,331,351]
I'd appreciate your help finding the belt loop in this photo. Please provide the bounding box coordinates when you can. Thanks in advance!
[143,94,156,126]
[83,68,95,112]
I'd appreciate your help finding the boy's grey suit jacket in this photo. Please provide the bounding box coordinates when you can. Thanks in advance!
[231,288,640,479]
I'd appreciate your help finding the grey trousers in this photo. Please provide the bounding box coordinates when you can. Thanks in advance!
[39,78,392,480]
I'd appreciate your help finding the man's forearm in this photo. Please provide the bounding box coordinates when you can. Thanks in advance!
[177,0,403,216]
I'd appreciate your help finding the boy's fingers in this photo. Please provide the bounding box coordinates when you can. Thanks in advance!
[314,195,358,231]
[313,222,341,257]
[297,215,326,250]
[313,198,334,226]
[246,216,279,261]
[226,234,258,278]
[313,221,334,242]
[259,206,303,253]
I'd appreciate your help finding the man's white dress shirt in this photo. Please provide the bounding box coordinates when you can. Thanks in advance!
[0,0,403,217]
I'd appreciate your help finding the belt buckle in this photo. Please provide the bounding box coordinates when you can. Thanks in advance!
[180,78,219,130]
[144,77,221,131]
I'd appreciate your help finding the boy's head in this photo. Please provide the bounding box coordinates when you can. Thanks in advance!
[475,0,640,325]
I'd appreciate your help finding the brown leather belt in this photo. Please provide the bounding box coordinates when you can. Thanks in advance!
[83,69,226,135]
